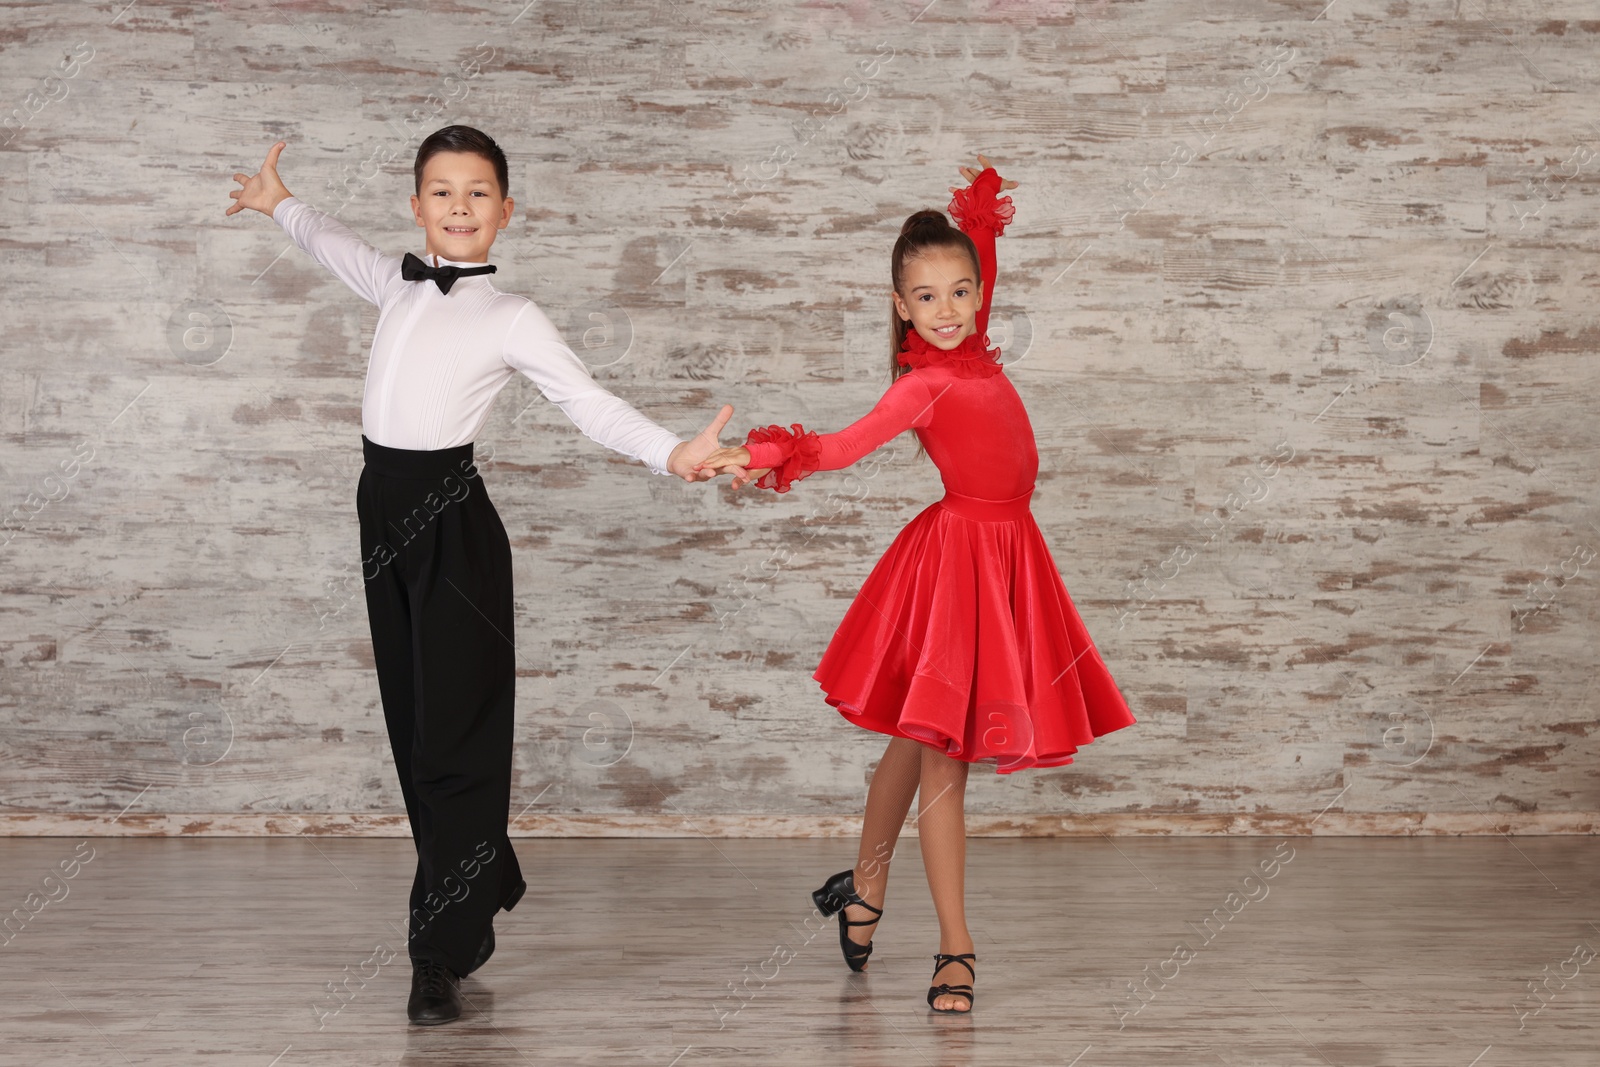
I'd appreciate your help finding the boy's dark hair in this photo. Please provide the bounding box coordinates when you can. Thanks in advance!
[888,209,982,382]
[414,125,509,199]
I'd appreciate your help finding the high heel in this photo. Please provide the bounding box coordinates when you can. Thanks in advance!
[927,952,976,1013]
[811,868,883,973]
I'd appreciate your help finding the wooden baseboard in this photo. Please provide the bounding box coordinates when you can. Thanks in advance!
[0,811,1593,837]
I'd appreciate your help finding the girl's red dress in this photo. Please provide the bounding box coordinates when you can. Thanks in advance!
[742,167,1136,773]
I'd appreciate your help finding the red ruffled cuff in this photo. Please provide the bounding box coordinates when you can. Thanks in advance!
[744,424,822,493]
[947,166,1014,237]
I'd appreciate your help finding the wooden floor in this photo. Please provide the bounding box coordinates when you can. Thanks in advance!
[0,837,1593,1065]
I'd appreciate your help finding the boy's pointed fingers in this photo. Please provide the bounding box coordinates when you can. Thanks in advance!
[703,403,734,438]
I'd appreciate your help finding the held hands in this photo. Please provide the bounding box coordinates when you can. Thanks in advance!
[668,404,747,483]
[668,405,771,488]
[694,445,770,490]
[668,404,733,481]
[951,152,1019,196]
[227,140,293,218]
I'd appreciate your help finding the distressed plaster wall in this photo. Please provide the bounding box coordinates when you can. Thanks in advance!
[1,0,1597,833]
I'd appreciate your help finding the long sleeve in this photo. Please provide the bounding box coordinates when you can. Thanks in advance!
[503,300,683,476]
[947,168,1014,341]
[271,196,402,307]
[743,372,940,492]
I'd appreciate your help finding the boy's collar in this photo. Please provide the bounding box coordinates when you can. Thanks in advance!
[422,252,492,269]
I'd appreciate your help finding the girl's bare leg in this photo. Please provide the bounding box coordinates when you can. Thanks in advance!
[918,745,974,1011]
[843,736,923,960]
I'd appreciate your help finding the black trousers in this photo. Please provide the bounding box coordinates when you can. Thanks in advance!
[356,434,526,975]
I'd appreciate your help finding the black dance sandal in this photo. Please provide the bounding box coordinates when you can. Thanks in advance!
[927,952,976,1014]
[812,868,884,973]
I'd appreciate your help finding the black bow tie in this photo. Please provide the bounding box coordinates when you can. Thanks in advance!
[401,252,497,295]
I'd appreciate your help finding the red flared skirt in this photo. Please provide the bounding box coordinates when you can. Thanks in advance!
[814,488,1136,773]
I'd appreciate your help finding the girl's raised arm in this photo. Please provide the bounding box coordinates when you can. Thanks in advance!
[697,158,1013,491]
[947,156,1016,342]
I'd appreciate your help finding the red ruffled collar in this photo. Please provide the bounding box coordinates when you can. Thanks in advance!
[897,327,1004,378]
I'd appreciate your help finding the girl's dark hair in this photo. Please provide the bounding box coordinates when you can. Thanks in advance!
[888,209,982,381]
[414,125,510,199]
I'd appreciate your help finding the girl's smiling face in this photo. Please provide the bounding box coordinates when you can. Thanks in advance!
[410,150,513,264]
[892,248,984,350]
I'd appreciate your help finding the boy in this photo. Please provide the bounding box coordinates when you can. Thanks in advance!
[227,126,731,1025]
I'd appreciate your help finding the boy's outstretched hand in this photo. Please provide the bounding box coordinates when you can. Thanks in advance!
[669,404,742,483]
[227,140,293,218]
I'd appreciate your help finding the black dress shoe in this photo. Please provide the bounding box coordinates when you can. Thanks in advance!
[465,924,494,975]
[407,960,462,1025]
[812,868,882,973]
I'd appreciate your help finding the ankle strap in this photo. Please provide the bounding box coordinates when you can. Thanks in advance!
[932,952,976,980]
[845,896,883,919]
[840,874,883,914]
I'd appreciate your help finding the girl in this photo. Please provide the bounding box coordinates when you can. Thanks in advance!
[696,155,1137,1014]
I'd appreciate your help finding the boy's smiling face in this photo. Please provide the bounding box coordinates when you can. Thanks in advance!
[410,150,513,264]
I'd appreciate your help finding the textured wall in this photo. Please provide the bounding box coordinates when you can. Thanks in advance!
[2,0,1597,832]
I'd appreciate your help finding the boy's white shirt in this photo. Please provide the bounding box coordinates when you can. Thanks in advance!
[273,196,682,475]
